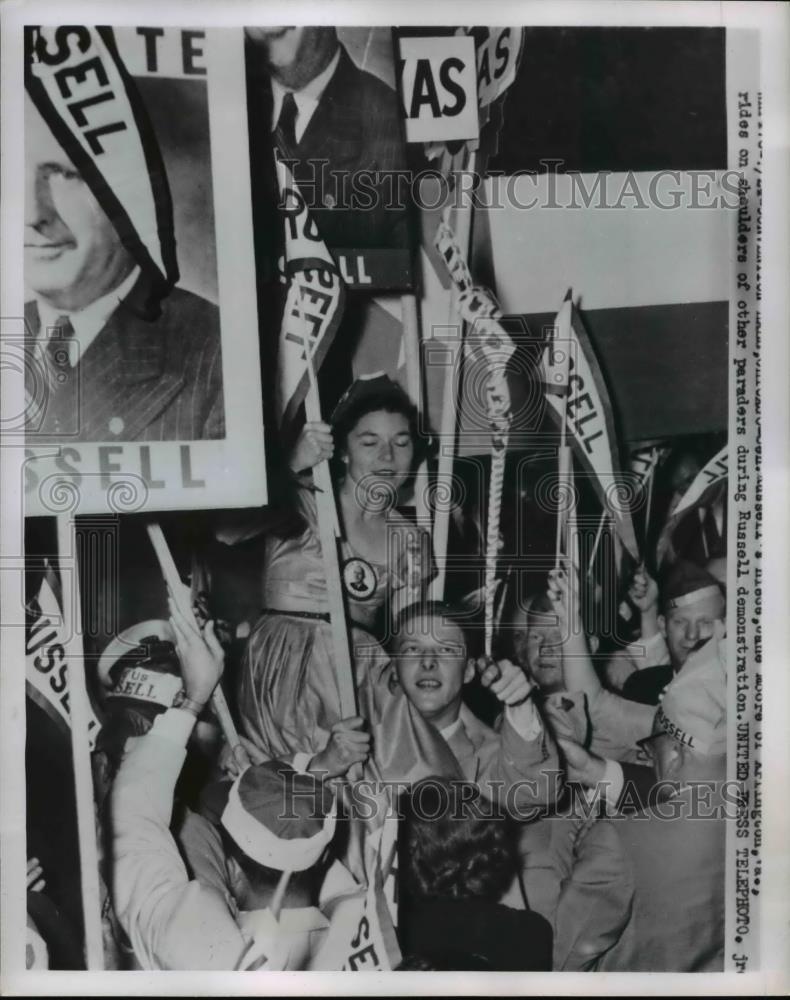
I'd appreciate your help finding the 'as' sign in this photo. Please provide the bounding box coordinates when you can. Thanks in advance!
[398,35,479,143]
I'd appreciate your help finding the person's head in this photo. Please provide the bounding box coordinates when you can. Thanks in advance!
[391,602,473,731]
[245,26,338,90]
[332,374,424,506]
[400,777,518,903]
[659,561,726,671]
[509,592,565,694]
[96,619,220,797]
[217,761,336,911]
[637,639,726,782]
[25,97,135,311]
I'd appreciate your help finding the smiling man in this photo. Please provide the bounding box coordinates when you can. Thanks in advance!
[24,96,224,441]
[620,561,726,705]
[390,602,560,815]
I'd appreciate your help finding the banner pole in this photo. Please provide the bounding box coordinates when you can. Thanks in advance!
[305,363,358,718]
[401,292,431,535]
[586,510,608,579]
[56,514,104,970]
[555,397,570,571]
[431,149,477,599]
[484,435,508,659]
[145,523,250,769]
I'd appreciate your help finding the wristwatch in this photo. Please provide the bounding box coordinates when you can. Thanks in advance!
[172,690,206,718]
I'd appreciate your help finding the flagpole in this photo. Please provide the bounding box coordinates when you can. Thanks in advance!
[555,413,571,572]
[56,514,104,970]
[432,148,477,599]
[484,433,508,660]
[401,292,431,535]
[145,523,250,769]
[304,363,358,719]
[586,510,608,579]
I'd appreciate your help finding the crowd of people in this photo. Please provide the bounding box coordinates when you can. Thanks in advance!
[21,20,731,977]
[25,373,729,973]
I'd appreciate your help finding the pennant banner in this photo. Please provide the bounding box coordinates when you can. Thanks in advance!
[26,561,102,751]
[669,444,728,521]
[629,444,665,490]
[539,297,641,563]
[314,824,400,971]
[434,220,516,436]
[275,157,346,427]
[475,27,524,108]
[422,27,524,177]
[25,26,178,298]
[655,444,728,565]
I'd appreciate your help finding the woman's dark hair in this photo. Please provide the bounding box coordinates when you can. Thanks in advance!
[400,777,518,903]
[330,382,428,479]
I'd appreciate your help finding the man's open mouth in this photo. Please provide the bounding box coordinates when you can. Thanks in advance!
[416,678,441,689]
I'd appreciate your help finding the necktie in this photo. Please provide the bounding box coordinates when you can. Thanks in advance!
[39,315,77,435]
[275,90,298,158]
[45,315,74,395]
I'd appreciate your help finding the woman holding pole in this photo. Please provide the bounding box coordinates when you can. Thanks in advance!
[236,374,434,763]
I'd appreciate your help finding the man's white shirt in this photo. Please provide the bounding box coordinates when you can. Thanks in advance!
[35,265,140,367]
[269,47,341,143]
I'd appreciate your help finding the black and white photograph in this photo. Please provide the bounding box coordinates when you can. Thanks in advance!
[15,24,267,515]
[0,1,787,994]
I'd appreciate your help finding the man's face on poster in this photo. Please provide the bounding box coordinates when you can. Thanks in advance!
[25,99,133,311]
[246,27,336,89]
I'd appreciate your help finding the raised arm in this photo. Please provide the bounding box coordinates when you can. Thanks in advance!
[111,604,253,970]
[547,564,600,697]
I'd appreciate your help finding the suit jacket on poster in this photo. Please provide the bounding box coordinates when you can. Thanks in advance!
[246,42,410,256]
[25,276,224,442]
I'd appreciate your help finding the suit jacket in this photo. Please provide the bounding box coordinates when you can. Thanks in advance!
[25,277,224,442]
[246,42,410,257]
[599,784,726,971]
[444,703,560,815]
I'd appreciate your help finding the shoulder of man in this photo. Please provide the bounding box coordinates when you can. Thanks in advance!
[458,702,498,750]
[330,44,402,125]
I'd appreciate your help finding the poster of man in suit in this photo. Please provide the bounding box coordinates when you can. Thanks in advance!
[19,26,266,514]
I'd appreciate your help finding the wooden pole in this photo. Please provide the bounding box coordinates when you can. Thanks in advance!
[146,523,250,769]
[56,514,104,970]
[401,292,431,535]
[555,410,571,572]
[431,148,477,599]
[586,510,608,579]
[484,438,508,659]
[304,363,358,718]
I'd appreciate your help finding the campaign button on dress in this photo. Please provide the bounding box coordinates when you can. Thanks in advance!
[324,193,336,209]
[108,417,125,436]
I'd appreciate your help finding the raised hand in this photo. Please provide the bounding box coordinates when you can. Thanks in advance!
[289,421,334,473]
[547,563,582,635]
[309,716,371,779]
[476,656,533,706]
[218,735,268,779]
[628,566,659,615]
[168,593,224,707]
[557,736,607,788]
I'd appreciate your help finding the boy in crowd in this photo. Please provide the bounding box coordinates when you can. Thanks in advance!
[384,600,561,815]
[111,599,347,971]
